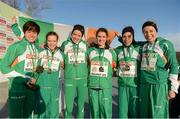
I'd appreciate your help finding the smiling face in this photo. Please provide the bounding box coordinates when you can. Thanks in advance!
[143,26,157,43]
[24,30,38,43]
[47,35,58,51]
[97,31,107,48]
[122,32,133,46]
[71,30,83,44]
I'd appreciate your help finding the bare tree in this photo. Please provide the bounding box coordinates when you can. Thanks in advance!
[0,0,20,10]
[25,0,51,18]
[0,0,51,18]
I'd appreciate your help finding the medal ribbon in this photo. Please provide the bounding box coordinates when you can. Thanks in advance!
[146,41,156,66]
[122,46,134,71]
[99,48,105,67]
[46,49,56,70]
[27,43,38,71]
[72,43,79,64]
[122,46,133,60]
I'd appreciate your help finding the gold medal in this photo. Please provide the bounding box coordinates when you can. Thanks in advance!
[146,65,151,71]
[125,65,130,71]
[33,67,36,72]
[36,66,44,73]
[47,68,52,74]
[99,66,104,72]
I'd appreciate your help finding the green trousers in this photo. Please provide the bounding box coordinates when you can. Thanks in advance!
[34,87,59,118]
[64,78,87,118]
[89,88,112,118]
[139,83,169,118]
[8,89,36,118]
[118,85,139,118]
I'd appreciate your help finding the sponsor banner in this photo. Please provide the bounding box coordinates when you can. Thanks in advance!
[0,17,18,58]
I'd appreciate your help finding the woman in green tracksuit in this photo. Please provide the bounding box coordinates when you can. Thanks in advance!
[61,24,88,118]
[139,21,179,118]
[88,28,117,118]
[0,20,41,118]
[115,26,141,118]
[34,31,64,118]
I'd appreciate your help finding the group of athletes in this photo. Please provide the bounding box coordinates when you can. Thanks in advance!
[0,16,179,118]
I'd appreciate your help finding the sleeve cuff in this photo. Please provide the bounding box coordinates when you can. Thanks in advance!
[169,74,179,93]
[4,70,32,80]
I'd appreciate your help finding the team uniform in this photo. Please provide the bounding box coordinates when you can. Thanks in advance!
[34,47,64,118]
[61,38,88,118]
[88,47,116,118]
[115,44,141,118]
[140,37,179,118]
[0,24,41,118]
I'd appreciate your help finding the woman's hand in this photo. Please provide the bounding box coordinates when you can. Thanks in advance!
[12,16,17,24]
[168,90,176,100]
[30,78,36,85]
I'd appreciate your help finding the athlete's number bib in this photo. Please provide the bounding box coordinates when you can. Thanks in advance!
[90,61,108,78]
[24,54,38,72]
[51,58,60,71]
[119,61,137,77]
[68,52,85,64]
[41,56,60,71]
[141,53,157,71]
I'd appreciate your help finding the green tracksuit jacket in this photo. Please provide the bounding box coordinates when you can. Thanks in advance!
[61,38,88,80]
[88,47,117,118]
[115,44,141,118]
[140,37,179,118]
[61,38,88,118]
[0,37,41,118]
[34,48,64,118]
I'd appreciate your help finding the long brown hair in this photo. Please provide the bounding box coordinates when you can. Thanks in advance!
[96,27,110,49]
[44,31,59,48]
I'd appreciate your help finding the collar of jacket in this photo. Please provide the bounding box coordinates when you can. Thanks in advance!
[23,37,40,50]
[67,37,82,45]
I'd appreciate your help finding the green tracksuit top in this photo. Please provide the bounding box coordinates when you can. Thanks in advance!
[61,38,88,80]
[11,23,24,38]
[36,48,64,87]
[115,44,141,87]
[88,47,117,89]
[141,37,179,93]
[0,37,41,92]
